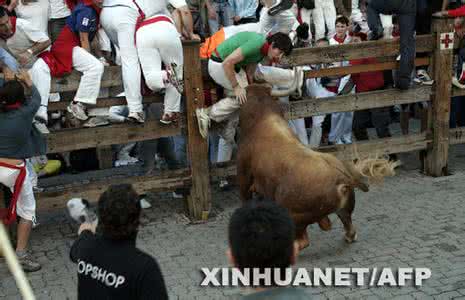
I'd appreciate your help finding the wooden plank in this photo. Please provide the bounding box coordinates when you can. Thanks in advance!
[425,18,454,177]
[183,42,212,221]
[284,35,434,66]
[50,66,122,93]
[305,57,430,79]
[449,127,465,145]
[288,86,432,119]
[36,169,191,211]
[96,146,113,169]
[48,95,163,111]
[46,121,182,153]
[451,87,465,97]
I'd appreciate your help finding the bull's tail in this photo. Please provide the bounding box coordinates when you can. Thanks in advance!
[342,154,401,192]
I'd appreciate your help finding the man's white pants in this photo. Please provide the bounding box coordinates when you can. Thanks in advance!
[101,6,143,113]
[300,0,337,40]
[0,163,36,222]
[136,20,183,113]
[351,0,370,33]
[30,47,104,107]
[306,78,331,147]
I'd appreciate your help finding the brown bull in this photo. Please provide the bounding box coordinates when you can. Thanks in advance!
[237,84,399,250]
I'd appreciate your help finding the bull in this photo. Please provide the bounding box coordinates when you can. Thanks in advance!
[237,84,400,250]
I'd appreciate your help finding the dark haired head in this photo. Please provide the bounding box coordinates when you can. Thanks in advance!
[316,37,329,45]
[228,200,296,271]
[98,184,141,240]
[335,15,350,26]
[267,32,293,56]
[296,22,309,41]
[0,80,26,112]
[0,6,8,18]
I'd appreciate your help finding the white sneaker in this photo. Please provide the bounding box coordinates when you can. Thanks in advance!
[127,111,145,124]
[414,69,434,85]
[195,108,210,139]
[114,156,139,167]
[35,106,48,124]
[33,121,50,134]
[172,191,184,199]
[140,198,152,209]
[67,102,88,121]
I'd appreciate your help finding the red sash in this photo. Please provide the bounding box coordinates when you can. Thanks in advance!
[0,161,26,225]
[136,15,173,32]
[39,25,79,77]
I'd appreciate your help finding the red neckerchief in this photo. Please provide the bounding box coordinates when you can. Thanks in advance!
[260,42,279,64]
[4,102,22,110]
[333,34,346,44]
[65,0,77,11]
[82,0,102,15]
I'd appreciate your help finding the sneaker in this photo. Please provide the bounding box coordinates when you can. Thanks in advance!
[195,108,210,139]
[67,102,88,121]
[219,179,231,190]
[18,253,41,273]
[33,121,50,134]
[127,111,145,124]
[114,157,139,167]
[414,69,434,85]
[166,63,184,94]
[160,112,180,125]
[83,116,110,128]
[268,0,293,16]
[172,191,184,199]
[140,198,152,209]
[35,105,48,124]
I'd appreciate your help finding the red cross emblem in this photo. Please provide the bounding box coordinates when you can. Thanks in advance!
[440,33,454,50]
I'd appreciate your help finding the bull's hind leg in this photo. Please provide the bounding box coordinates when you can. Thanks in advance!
[295,225,310,250]
[336,189,357,243]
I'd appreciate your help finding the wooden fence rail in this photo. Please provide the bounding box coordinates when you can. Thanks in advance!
[3,17,460,221]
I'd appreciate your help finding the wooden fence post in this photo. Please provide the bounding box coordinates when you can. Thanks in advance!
[425,18,454,176]
[183,41,212,221]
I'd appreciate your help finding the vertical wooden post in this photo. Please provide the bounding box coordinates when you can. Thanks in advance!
[183,41,212,221]
[425,18,454,176]
[97,146,114,169]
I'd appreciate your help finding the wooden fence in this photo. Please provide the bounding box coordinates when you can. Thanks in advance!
[2,17,462,222]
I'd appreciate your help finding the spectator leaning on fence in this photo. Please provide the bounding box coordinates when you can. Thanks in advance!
[136,0,199,125]
[28,0,104,125]
[0,69,45,273]
[70,184,168,300]
[227,199,310,299]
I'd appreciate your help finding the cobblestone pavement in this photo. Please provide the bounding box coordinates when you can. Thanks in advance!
[1,143,465,299]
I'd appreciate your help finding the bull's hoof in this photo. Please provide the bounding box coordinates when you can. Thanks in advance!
[344,232,358,243]
[318,217,332,231]
[297,238,310,251]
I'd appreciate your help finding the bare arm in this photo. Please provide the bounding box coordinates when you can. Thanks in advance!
[79,32,91,53]
[18,39,51,66]
[442,0,448,11]
[222,48,245,88]
[177,5,200,40]
[28,40,51,55]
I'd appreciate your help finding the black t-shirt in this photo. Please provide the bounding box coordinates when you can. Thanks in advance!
[70,230,168,300]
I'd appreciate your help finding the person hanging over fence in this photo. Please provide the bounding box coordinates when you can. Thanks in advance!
[195,32,295,165]
[0,6,51,68]
[28,0,104,125]
[0,69,45,273]
[136,0,199,125]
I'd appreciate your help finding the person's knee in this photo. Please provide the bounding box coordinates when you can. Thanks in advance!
[94,60,105,76]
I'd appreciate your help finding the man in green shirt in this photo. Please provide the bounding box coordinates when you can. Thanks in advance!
[196,31,294,165]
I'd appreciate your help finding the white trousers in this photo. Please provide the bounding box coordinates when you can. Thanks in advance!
[30,47,104,107]
[0,163,36,222]
[380,14,393,39]
[101,6,143,113]
[136,20,183,113]
[350,0,370,33]
[301,0,337,40]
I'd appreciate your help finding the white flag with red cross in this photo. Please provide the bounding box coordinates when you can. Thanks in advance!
[440,32,454,50]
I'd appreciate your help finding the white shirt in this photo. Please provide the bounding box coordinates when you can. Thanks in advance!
[259,7,298,36]
[103,0,187,18]
[6,18,49,67]
[49,0,71,19]
[15,0,49,33]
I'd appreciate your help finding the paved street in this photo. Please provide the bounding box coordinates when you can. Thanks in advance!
[1,142,465,299]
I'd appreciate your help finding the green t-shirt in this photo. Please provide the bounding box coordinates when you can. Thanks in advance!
[242,287,311,300]
[214,31,267,69]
